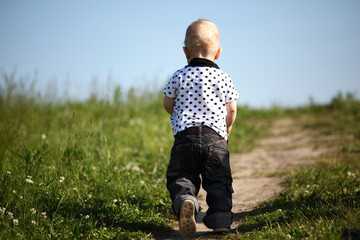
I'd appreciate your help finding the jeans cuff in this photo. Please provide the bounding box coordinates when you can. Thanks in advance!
[172,195,200,216]
[203,211,233,229]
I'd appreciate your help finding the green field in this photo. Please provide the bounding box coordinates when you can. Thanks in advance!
[227,93,360,239]
[1,78,359,239]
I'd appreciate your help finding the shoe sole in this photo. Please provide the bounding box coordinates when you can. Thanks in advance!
[179,200,196,237]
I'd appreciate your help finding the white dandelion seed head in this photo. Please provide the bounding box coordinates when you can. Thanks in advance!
[26,178,34,184]
[0,207,6,216]
[59,176,65,183]
[7,212,14,219]
[30,208,36,214]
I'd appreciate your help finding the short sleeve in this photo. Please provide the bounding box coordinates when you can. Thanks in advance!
[225,75,239,103]
[162,72,179,98]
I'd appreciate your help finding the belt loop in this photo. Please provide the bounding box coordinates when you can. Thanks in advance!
[197,126,202,138]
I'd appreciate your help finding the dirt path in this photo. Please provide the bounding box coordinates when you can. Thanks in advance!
[154,118,332,239]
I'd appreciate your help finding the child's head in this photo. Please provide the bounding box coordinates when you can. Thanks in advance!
[183,19,222,62]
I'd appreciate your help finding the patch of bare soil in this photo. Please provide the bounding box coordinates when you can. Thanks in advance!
[154,118,337,239]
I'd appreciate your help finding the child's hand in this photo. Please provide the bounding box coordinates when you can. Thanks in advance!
[227,126,232,138]
[163,96,175,115]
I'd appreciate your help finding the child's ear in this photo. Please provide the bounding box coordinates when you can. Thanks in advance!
[183,47,190,60]
[214,48,222,60]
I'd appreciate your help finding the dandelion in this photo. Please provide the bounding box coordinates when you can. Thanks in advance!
[31,220,37,225]
[30,208,36,214]
[42,134,47,140]
[85,215,90,219]
[12,190,16,194]
[132,165,140,172]
[0,207,6,216]
[59,176,65,184]
[13,219,19,225]
[26,178,34,184]
[348,171,357,178]
[41,212,47,219]
[7,212,14,219]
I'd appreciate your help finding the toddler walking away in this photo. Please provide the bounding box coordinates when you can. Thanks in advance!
[162,19,239,237]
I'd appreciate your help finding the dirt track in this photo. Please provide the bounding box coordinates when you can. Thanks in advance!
[154,118,333,239]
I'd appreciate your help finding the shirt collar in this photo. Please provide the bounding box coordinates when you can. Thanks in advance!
[186,58,220,69]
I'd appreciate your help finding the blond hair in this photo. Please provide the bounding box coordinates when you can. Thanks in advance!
[184,19,220,57]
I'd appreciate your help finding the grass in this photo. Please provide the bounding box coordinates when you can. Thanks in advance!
[0,74,269,239]
[0,75,178,239]
[226,93,360,240]
[1,74,359,239]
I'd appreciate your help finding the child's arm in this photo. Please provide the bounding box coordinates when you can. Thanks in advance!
[163,96,175,115]
[226,101,237,137]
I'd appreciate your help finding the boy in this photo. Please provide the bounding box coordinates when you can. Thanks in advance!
[162,19,239,237]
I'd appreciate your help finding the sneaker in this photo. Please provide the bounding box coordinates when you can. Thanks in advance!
[179,200,196,237]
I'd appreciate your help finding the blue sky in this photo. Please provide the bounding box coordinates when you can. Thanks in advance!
[1,0,359,107]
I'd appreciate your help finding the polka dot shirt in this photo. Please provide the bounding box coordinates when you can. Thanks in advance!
[163,58,239,140]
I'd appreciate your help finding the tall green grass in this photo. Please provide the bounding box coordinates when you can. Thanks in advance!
[1,73,359,239]
[0,80,176,238]
[0,74,268,239]
[226,93,360,239]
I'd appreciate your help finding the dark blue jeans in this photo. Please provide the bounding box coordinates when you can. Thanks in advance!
[166,126,233,229]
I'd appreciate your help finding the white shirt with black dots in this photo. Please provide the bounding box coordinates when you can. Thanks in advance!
[163,58,239,140]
